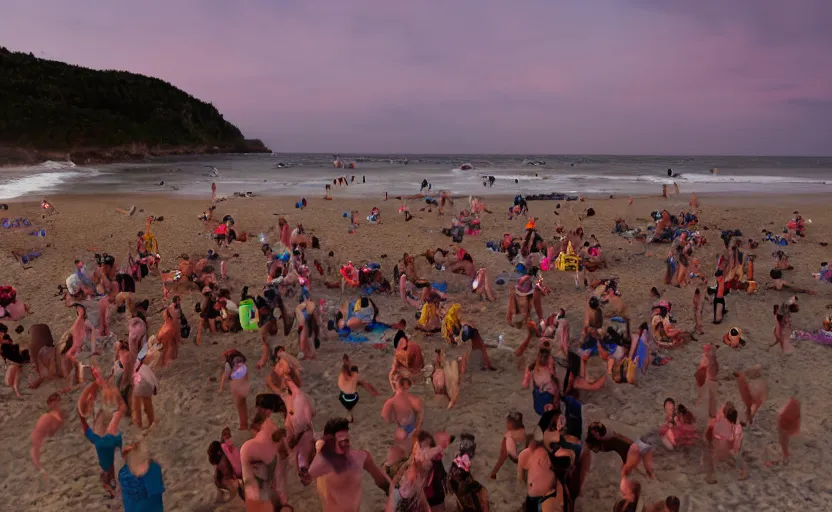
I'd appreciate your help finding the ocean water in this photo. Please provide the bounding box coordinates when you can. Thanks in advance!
[1,153,831,201]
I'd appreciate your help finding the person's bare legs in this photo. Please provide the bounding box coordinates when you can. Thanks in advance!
[777,397,800,463]
[132,395,144,428]
[642,450,656,479]
[532,289,544,322]
[234,394,248,431]
[5,364,22,397]
[573,374,606,391]
[257,325,272,369]
[142,396,155,427]
[490,436,510,479]
[506,288,517,326]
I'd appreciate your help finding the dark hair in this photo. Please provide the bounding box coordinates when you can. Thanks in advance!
[587,422,607,440]
[665,496,681,512]
[207,441,224,465]
[770,268,783,279]
[457,432,477,458]
[664,398,676,407]
[360,297,369,308]
[0,323,7,334]
[724,403,738,424]
[398,376,412,388]
[677,404,690,416]
[507,411,524,429]
[588,296,600,309]
[323,417,350,437]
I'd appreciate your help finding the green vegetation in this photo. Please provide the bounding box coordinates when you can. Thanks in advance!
[0,46,269,161]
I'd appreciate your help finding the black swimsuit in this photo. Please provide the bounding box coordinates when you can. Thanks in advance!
[524,491,557,512]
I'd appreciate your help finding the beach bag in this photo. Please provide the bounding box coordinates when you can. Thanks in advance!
[238,299,259,331]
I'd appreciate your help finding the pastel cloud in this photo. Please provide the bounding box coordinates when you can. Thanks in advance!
[2,0,830,154]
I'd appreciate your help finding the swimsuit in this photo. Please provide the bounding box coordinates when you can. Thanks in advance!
[339,391,359,411]
[532,383,555,416]
[524,491,558,512]
[400,413,417,437]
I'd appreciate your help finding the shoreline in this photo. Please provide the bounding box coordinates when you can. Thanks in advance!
[0,144,271,167]
[4,189,832,205]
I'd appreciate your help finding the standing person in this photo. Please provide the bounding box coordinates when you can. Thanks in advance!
[303,417,390,512]
[31,393,65,475]
[703,402,748,483]
[338,355,379,422]
[281,374,316,477]
[242,406,291,510]
[218,349,251,431]
[132,353,159,429]
[517,438,563,512]
[695,344,719,418]
[78,371,126,498]
[381,377,424,439]
[119,441,166,511]
[777,397,801,463]
[713,270,727,324]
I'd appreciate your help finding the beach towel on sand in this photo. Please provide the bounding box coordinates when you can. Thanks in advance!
[339,322,391,343]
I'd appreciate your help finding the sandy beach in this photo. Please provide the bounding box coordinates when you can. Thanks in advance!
[1,190,831,512]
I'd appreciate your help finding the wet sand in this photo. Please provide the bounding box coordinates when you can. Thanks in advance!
[1,191,831,511]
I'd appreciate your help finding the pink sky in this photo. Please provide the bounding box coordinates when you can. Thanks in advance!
[3,0,831,154]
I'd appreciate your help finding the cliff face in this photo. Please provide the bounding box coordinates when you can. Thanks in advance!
[0,46,271,165]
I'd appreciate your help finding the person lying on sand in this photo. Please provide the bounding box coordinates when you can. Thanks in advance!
[31,392,65,475]
[766,269,816,294]
[338,355,379,423]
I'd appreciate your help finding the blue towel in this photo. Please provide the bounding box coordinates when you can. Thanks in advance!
[338,322,391,343]
[431,282,448,294]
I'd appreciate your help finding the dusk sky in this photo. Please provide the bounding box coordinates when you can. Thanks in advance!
[4,1,831,155]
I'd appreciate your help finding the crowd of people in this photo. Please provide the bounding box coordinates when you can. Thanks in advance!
[1,183,827,512]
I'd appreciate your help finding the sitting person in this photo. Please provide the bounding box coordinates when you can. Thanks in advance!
[658,398,698,450]
[336,296,379,333]
[415,291,443,333]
